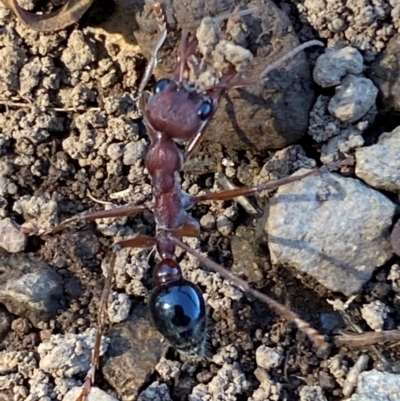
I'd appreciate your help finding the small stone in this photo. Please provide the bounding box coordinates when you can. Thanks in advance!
[137,381,171,401]
[327,18,346,33]
[0,251,65,325]
[107,292,132,324]
[200,214,215,230]
[216,215,234,236]
[299,386,327,401]
[328,75,378,123]
[355,125,400,192]
[360,300,389,331]
[0,217,27,253]
[107,143,123,161]
[388,264,400,292]
[123,140,147,165]
[63,387,118,401]
[314,47,363,88]
[255,346,283,370]
[156,357,181,381]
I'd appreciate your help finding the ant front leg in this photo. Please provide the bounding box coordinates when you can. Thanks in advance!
[137,2,167,99]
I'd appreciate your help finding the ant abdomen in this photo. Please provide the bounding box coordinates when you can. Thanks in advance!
[149,279,207,358]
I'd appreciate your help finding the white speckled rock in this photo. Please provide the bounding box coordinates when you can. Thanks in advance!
[355,125,400,192]
[261,172,395,295]
[328,75,378,123]
[346,370,400,401]
[313,47,364,88]
[64,387,119,401]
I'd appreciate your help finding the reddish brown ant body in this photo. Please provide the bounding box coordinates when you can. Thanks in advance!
[49,4,339,400]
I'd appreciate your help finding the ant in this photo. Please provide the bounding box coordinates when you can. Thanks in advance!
[48,3,341,400]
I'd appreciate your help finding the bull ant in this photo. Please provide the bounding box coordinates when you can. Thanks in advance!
[49,3,337,400]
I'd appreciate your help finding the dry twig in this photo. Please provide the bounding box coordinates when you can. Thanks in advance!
[0,0,94,31]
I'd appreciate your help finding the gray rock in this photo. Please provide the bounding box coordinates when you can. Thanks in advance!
[0,217,27,253]
[64,387,119,401]
[299,386,327,401]
[355,126,400,192]
[370,33,400,112]
[122,140,147,166]
[321,127,364,164]
[0,250,65,326]
[328,75,378,123]
[137,382,172,401]
[314,47,364,88]
[347,370,400,401]
[260,172,395,295]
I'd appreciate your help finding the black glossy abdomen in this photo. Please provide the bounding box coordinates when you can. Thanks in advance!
[149,280,207,358]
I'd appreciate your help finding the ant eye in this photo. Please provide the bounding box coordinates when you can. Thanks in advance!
[197,100,212,120]
[155,79,170,94]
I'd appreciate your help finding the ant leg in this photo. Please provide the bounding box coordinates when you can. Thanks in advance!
[225,40,324,89]
[169,235,327,350]
[50,204,148,234]
[75,236,157,401]
[137,2,167,98]
[192,160,345,203]
[193,167,319,203]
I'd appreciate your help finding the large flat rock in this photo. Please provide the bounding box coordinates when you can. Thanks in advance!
[260,172,395,296]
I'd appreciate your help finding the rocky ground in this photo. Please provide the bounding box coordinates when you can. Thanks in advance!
[0,0,400,400]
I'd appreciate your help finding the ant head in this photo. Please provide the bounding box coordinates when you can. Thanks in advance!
[144,78,215,143]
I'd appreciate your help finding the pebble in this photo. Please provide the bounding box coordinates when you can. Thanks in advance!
[137,382,171,401]
[299,386,327,401]
[255,346,284,370]
[261,172,396,295]
[328,75,378,123]
[0,250,64,326]
[355,125,400,192]
[190,362,250,401]
[0,217,27,253]
[63,387,119,401]
[216,215,234,236]
[123,139,147,165]
[313,47,364,88]
[107,292,132,324]
[360,300,389,331]
[200,213,216,230]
